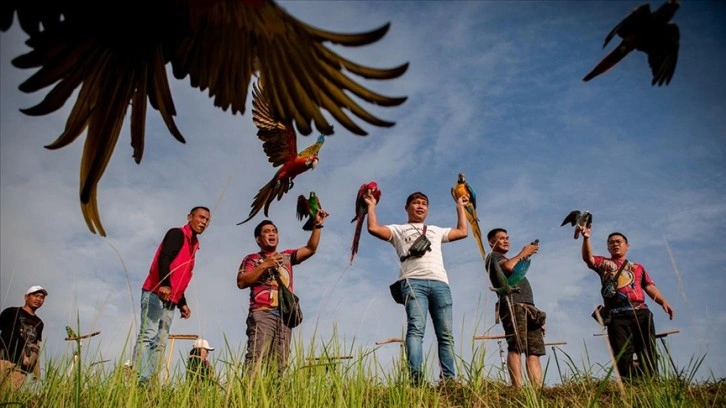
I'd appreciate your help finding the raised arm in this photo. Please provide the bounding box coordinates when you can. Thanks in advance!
[500,243,538,273]
[295,209,329,264]
[365,194,391,241]
[580,225,595,268]
[447,195,469,242]
[644,284,675,320]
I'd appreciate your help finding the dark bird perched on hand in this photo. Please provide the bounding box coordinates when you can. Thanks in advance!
[1,0,409,236]
[350,181,381,265]
[583,0,680,86]
[238,82,329,225]
[561,210,592,239]
[451,173,486,260]
[296,192,321,231]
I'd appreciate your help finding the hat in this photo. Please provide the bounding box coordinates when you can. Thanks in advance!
[26,286,48,296]
[193,339,214,351]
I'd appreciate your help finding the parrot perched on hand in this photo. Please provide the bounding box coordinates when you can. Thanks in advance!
[238,82,329,225]
[350,181,381,265]
[583,0,680,86]
[296,192,321,231]
[0,0,409,236]
[451,173,486,260]
[561,210,593,239]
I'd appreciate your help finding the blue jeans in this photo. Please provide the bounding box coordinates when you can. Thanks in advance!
[133,290,175,383]
[402,279,456,381]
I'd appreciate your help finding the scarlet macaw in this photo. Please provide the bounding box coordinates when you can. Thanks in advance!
[1,0,408,236]
[451,173,486,260]
[238,82,328,225]
[350,181,381,265]
[583,0,680,86]
[296,192,321,231]
[561,210,593,239]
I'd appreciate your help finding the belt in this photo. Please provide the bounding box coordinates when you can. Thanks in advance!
[610,304,647,315]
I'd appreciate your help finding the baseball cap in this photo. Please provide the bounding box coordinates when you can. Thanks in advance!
[193,339,214,351]
[26,286,48,296]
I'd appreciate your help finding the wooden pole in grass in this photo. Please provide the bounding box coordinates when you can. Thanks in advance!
[165,334,198,384]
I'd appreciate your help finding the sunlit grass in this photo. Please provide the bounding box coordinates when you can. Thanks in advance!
[1,330,724,408]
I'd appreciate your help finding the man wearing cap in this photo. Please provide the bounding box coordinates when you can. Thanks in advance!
[237,209,328,377]
[0,286,47,392]
[132,206,211,384]
[187,338,215,384]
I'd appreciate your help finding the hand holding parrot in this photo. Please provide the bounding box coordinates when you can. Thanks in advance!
[350,181,381,265]
[451,173,487,260]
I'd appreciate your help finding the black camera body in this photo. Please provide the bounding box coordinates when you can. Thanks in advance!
[400,234,432,262]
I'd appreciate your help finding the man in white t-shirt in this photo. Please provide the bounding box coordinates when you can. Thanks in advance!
[365,191,468,384]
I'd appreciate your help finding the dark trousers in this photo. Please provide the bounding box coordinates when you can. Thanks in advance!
[606,308,657,379]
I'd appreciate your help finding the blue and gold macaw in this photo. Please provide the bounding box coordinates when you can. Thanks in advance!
[451,173,486,260]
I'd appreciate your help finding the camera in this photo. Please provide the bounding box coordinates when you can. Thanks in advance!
[400,234,432,262]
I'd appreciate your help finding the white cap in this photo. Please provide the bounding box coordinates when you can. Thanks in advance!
[193,339,214,351]
[26,286,48,296]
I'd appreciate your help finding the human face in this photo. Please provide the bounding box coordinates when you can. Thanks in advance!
[406,198,429,223]
[607,235,629,258]
[489,231,510,254]
[256,224,279,251]
[24,292,46,311]
[188,209,211,235]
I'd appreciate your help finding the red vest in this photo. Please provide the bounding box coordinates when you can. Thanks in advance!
[142,224,199,304]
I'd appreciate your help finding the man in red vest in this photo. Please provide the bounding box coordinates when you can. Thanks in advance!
[133,206,210,384]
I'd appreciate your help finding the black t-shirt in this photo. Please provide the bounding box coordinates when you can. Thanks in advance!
[0,307,44,367]
[486,252,534,306]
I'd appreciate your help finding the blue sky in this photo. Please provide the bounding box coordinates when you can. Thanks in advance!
[1,1,725,383]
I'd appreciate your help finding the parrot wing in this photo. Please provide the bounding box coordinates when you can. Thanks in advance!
[561,210,581,227]
[252,81,298,166]
[2,0,408,236]
[508,257,531,286]
[296,195,310,222]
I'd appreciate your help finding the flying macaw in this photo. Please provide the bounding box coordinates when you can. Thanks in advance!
[451,173,486,260]
[350,181,381,265]
[561,210,593,239]
[296,192,321,231]
[0,0,409,236]
[583,0,680,86]
[238,82,329,225]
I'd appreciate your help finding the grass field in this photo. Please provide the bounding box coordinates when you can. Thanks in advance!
[2,331,724,408]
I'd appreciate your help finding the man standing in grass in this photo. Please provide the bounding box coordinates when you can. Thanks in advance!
[237,211,328,377]
[580,224,674,379]
[133,206,210,385]
[0,286,46,393]
[485,229,545,388]
[365,191,468,385]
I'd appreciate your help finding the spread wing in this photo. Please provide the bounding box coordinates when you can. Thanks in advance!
[170,0,408,137]
[603,4,652,48]
[252,81,298,166]
[646,23,679,86]
[296,195,310,221]
[561,210,581,227]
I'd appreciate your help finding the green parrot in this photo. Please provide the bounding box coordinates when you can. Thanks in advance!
[65,325,77,339]
[296,192,321,231]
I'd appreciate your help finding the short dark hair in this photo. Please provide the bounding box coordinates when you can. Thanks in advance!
[608,232,628,244]
[254,220,276,237]
[405,192,429,207]
[487,228,507,242]
[190,206,210,215]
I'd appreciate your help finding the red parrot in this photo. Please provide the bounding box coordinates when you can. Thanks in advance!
[583,0,680,86]
[1,0,408,236]
[238,82,329,225]
[350,181,381,265]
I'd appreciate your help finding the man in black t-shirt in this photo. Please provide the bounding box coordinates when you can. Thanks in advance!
[485,229,545,388]
[0,285,46,392]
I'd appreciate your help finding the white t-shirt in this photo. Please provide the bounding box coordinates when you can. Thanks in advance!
[388,223,451,284]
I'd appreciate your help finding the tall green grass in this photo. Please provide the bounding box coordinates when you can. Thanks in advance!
[1,330,723,408]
